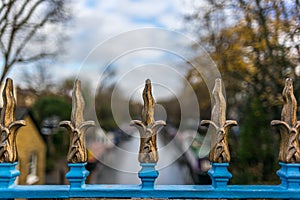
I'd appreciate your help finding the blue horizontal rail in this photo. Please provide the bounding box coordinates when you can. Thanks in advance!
[1,185,300,199]
[0,162,300,199]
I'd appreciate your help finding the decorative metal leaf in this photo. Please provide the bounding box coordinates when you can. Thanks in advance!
[211,78,226,128]
[271,78,300,163]
[0,78,25,163]
[201,78,237,163]
[130,79,166,163]
[60,79,94,163]
[142,79,155,126]
[281,78,297,127]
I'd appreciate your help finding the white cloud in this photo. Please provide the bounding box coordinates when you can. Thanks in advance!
[10,0,202,93]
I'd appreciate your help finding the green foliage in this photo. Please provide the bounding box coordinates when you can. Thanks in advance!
[231,97,278,184]
[32,95,72,125]
[52,129,69,157]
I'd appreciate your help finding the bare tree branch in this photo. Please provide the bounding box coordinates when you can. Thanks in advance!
[0,0,69,83]
[0,1,14,26]
[16,52,55,63]
[15,0,43,29]
[14,0,30,24]
[12,10,55,65]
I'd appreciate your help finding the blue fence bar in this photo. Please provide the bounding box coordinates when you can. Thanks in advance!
[1,160,300,199]
[2,183,300,199]
[1,78,300,199]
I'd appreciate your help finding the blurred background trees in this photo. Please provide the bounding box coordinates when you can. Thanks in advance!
[32,94,71,172]
[1,0,299,184]
[0,0,70,84]
[186,0,300,183]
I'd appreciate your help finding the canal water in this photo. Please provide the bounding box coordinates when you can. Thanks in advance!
[89,132,194,184]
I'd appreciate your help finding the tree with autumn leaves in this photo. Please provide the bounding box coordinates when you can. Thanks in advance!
[186,0,300,183]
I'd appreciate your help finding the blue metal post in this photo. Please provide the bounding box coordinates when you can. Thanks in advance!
[208,162,232,188]
[277,162,300,189]
[0,162,20,188]
[66,162,89,189]
[138,163,158,190]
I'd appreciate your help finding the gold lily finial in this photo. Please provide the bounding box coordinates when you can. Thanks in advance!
[130,79,166,163]
[0,78,26,163]
[271,78,300,163]
[60,80,95,163]
[201,78,237,163]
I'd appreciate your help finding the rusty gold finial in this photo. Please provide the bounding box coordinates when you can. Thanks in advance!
[281,78,297,127]
[130,79,166,163]
[211,79,226,128]
[0,78,26,163]
[142,79,155,126]
[201,78,237,163]
[60,80,95,163]
[271,78,300,163]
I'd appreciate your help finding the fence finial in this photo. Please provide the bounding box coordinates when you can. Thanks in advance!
[271,78,300,163]
[130,79,166,163]
[0,78,25,163]
[201,78,237,163]
[60,79,95,163]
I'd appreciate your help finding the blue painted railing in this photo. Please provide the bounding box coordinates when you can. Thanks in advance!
[1,77,300,199]
[1,161,300,199]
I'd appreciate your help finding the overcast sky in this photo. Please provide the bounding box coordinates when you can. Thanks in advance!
[9,0,221,102]
[64,0,193,76]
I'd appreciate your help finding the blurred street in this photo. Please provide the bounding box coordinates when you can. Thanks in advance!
[89,132,194,184]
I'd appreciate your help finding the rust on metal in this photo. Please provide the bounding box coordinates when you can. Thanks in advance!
[60,80,95,163]
[0,78,26,163]
[271,78,300,163]
[201,78,237,163]
[130,79,166,163]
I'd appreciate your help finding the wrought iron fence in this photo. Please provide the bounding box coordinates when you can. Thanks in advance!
[0,77,300,199]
